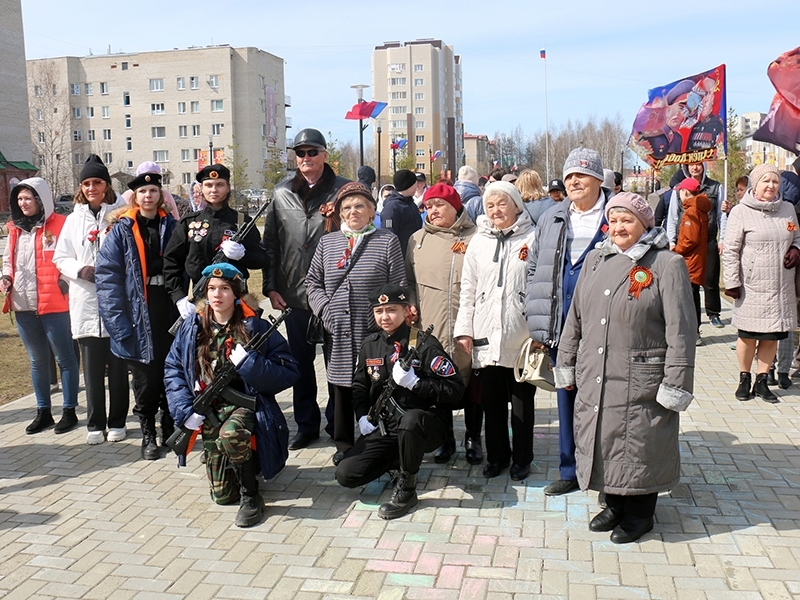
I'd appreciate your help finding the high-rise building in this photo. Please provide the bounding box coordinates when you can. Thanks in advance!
[463,134,493,175]
[737,111,796,170]
[372,39,462,186]
[27,46,288,197]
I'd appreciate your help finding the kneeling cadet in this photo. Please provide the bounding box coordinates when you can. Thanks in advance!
[336,283,464,519]
[165,264,299,527]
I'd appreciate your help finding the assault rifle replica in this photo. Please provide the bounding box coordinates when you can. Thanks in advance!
[168,200,269,335]
[367,323,434,436]
[166,308,291,466]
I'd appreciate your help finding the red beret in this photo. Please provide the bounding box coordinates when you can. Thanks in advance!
[674,178,701,194]
[422,183,462,212]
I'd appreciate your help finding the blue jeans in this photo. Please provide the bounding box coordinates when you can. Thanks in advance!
[15,311,79,410]
[550,347,577,481]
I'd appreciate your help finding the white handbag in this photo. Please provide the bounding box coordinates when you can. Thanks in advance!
[513,339,556,391]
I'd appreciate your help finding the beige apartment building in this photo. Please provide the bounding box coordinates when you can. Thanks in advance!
[737,111,797,171]
[372,39,463,185]
[463,133,494,176]
[27,45,287,197]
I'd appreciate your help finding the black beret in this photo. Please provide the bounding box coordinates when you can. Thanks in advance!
[128,172,162,191]
[369,283,411,308]
[196,164,231,183]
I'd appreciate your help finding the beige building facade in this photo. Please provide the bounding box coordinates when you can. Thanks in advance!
[463,133,493,176]
[738,111,797,171]
[372,39,463,185]
[27,46,287,197]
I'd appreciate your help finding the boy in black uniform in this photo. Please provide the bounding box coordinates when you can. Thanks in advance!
[335,283,464,519]
[163,164,268,318]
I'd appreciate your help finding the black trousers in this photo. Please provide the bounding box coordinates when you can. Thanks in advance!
[704,241,721,317]
[691,283,701,332]
[335,407,447,488]
[79,337,129,431]
[480,366,535,467]
[332,385,355,453]
[604,492,658,520]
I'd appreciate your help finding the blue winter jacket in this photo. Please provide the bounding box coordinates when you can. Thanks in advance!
[455,180,484,222]
[95,208,178,363]
[164,309,300,478]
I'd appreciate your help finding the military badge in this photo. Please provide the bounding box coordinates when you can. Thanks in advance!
[430,355,456,377]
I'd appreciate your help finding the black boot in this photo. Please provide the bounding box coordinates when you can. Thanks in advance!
[54,407,78,434]
[140,417,159,460]
[160,411,175,447]
[753,373,779,404]
[778,372,792,390]
[26,408,54,434]
[767,368,778,386]
[735,372,752,401]
[378,471,418,520]
[235,457,264,528]
[465,435,484,465]
[433,430,456,464]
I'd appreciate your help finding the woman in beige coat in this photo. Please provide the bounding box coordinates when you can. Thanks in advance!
[723,163,800,404]
[406,183,479,464]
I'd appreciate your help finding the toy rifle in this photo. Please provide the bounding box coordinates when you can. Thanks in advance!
[367,324,434,436]
[166,307,291,466]
[168,201,269,335]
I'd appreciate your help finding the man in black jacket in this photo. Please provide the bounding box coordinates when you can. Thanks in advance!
[262,128,350,450]
[381,170,422,258]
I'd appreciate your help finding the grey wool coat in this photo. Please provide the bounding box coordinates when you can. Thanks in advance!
[554,229,696,496]
[305,228,406,387]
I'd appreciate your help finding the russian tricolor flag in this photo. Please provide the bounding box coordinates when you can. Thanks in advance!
[540,48,546,59]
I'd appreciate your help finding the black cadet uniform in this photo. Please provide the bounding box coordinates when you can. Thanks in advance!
[335,321,464,491]
[163,165,268,303]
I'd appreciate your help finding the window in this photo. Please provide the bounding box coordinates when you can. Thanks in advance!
[151,103,165,115]
[102,129,111,141]
[86,107,94,118]
[192,125,200,137]
[87,130,95,141]
[52,84,57,95]
[389,77,406,86]
[415,135,425,142]
[415,121,424,128]
[74,153,83,165]
[182,172,192,184]
[70,84,80,96]
[390,106,407,114]
[208,75,219,88]
[390,92,407,100]
[177,77,185,90]
[415,107,424,114]
[415,163,425,171]
[388,63,406,72]
[181,149,190,161]
[153,150,169,163]
[126,137,132,151]
[389,120,406,128]
[177,102,186,114]
[124,114,131,128]
[121,62,128,71]
[211,123,223,136]
[123,92,130,106]
[102,106,110,118]
[414,64,423,72]
[37,132,45,143]
[100,82,109,95]
[103,152,112,163]
[73,130,82,142]
[149,78,164,92]
[211,99,223,112]
[73,107,81,119]
[191,101,199,113]
[190,76,199,90]
[34,85,43,97]
[178,125,188,138]
[84,83,93,95]
[414,93,424,100]
[261,123,267,137]
[415,149,425,157]
[126,160,133,168]
[151,126,166,139]
[38,155,45,167]
[36,109,44,121]
[193,149,200,160]
[414,78,424,86]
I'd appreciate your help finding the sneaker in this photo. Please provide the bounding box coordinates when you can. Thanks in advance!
[107,427,127,442]
[710,316,724,328]
[86,430,105,445]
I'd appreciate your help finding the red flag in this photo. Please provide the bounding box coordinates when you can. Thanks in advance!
[345,101,376,120]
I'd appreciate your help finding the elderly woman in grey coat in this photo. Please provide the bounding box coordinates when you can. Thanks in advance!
[723,163,800,404]
[306,182,406,465]
[554,192,696,544]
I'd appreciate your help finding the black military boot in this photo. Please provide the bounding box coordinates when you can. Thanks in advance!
[235,456,264,528]
[778,372,792,390]
[54,407,78,434]
[753,373,779,404]
[378,471,418,520]
[140,417,159,460]
[465,435,484,465]
[735,372,752,401]
[767,367,778,386]
[433,429,456,464]
[160,410,175,448]
[26,408,55,434]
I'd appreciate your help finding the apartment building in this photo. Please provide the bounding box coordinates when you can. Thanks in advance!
[372,39,463,185]
[27,45,288,197]
[737,111,797,170]
[463,133,493,176]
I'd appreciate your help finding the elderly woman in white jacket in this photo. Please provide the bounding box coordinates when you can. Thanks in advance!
[454,181,537,480]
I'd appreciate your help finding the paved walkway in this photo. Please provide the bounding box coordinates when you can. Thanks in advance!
[1,302,800,599]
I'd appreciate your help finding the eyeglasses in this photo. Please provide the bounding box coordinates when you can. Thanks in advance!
[295,148,320,158]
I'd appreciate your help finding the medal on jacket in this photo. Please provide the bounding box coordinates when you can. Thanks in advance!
[451,240,466,254]
[628,266,653,299]
[518,244,528,261]
[789,221,798,232]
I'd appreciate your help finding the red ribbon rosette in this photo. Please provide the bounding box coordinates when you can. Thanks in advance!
[628,266,653,299]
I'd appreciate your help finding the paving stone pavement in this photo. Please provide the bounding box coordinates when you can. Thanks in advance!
[2,301,800,599]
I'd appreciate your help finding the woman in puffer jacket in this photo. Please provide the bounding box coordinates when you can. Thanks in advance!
[54,155,130,446]
[2,178,80,435]
[454,181,537,481]
[96,167,178,459]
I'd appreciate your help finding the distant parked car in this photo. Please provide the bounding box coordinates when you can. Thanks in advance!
[54,194,74,215]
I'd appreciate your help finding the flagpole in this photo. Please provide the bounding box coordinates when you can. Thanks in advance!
[542,46,550,183]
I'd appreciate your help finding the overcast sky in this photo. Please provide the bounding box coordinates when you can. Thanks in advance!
[21,0,797,159]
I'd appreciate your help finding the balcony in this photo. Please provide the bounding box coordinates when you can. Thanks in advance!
[285,116,292,129]
[284,95,291,107]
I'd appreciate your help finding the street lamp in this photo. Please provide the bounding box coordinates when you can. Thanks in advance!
[351,84,369,167]
[208,134,214,166]
[376,121,382,186]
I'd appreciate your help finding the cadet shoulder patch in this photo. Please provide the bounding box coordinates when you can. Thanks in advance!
[365,358,384,367]
[430,355,456,377]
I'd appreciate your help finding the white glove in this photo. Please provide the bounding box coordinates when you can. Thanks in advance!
[184,412,205,431]
[177,296,196,319]
[392,362,420,390]
[221,239,245,260]
[229,343,248,367]
[358,415,377,436]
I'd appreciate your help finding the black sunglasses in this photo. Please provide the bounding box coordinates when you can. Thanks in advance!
[295,148,320,158]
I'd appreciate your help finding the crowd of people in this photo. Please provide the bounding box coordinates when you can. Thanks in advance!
[5,126,800,541]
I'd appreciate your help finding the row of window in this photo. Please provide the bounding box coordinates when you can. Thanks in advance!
[65,76,220,97]
[389,106,425,115]
[58,123,225,143]
[64,100,224,120]
[389,92,425,100]
[44,153,212,174]
[388,78,425,86]
[389,120,425,129]
[387,63,425,73]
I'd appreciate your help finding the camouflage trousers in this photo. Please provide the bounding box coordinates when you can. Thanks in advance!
[201,405,256,505]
